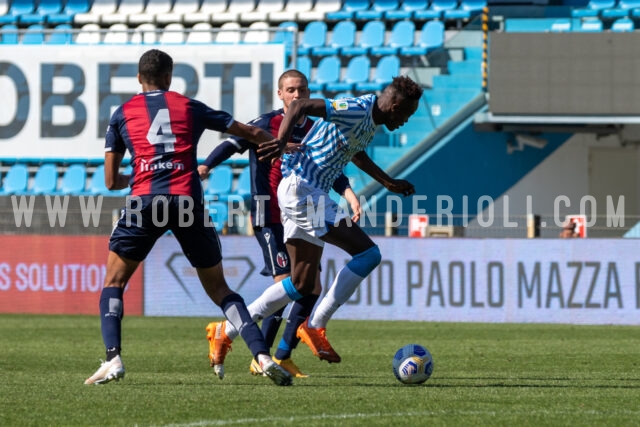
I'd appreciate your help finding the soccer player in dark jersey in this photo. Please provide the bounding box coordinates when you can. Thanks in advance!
[83,49,292,386]
[199,70,361,379]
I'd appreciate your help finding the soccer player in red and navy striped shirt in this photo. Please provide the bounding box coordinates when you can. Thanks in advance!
[84,49,292,386]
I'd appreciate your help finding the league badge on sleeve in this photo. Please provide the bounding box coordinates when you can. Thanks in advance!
[332,100,349,111]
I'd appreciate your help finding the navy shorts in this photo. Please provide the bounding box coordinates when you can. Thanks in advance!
[109,195,222,268]
[253,223,291,277]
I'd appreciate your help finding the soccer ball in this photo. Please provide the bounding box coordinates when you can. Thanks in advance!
[392,344,433,385]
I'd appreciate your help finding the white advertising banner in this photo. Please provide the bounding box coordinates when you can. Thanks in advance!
[0,44,283,160]
[144,236,640,325]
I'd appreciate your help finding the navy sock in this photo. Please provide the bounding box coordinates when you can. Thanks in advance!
[275,294,319,360]
[221,293,269,357]
[261,306,286,349]
[99,287,124,361]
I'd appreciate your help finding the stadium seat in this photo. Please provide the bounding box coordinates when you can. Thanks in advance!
[444,0,485,20]
[127,0,173,24]
[370,20,415,56]
[58,164,87,195]
[207,201,229,232]
[130,23,158,44]
[341,20,385,56]
[414,0,458,20]
[205,164,233,202]
[21,23,45,44]
[47,0,90,24]
[20,0,63,24]
[311,20,356,56]
[602,0,640,18]
[355,0,399,20]
[268,0,312,21]
[214,22,240,43]
[47,23,73,43]
[0,0,9,20]
[73,0,118,24]
[611,16,635,31]
[75,23,102,43]
[241,0,284,22]
[88,164,109,195]
[243,21,270,43]
[385,0,427,20]
[297,0,341,21]
[160,22,186,44]
[101,0,146,25]
[157,0,201,24]
[211,0,257,23]
[400,20,444,56]
[298,20,327,55]
[577,18,603,31]
[0,0,35,25]
[294,55,312,77]
[0,24,18,43]
[549,18,571,32]
[187,21,214,43]
[0,164,28,195]
[325,55,370,93]
[308,55,341,92]
[30,163,58,195]
[272,21,297,56]
[326,0,370,20]
[355,54,399,92]
[571,0,615,17]
[103,23,130,44]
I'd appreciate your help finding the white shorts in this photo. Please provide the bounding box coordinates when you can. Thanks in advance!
[277,174,349,247]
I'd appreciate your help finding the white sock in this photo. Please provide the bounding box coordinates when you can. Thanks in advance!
[310,265,364,329]
[225,281,294,341]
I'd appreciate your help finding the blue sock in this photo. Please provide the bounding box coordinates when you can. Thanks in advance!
[99,287,124,360]
[275,293,319,360]
[221,293,269,357]
[261,306,286,349]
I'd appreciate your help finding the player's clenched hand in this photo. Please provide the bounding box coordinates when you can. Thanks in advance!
[257,139,302,162]
[198,165,210,181]
[386,179,415,197]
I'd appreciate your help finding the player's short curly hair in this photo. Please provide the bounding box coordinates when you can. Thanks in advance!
[138,49,173,86]
[388,76,423,101]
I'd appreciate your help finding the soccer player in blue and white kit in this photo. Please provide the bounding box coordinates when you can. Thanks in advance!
[83,49,292,386]
[211,76,422,368]
[200,70,361,379]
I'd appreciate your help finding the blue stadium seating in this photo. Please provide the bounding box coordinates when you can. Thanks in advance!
[571,0,615,17]
[0,24,18,44]
[341,20,385,56]
[233,166,252,204]
[297,20,327,55]
[20,0,63,24]
[611,16,635,30]
[326,0,371,20]
[371,20,415,56]
[325,55,370,92]
[312,20,356,56]
[273,21,298,57]
[30,163,58,195]
[400,20,444,56]
[444,0,486,20]
[58,164,87,195]
[385,0,427,20]
[47,24,73,43]
[295,55,312,78]
[414,0,457,20]
[207,201,229,232]
[355,0,399,20]
[355,54,399,92]
[576,18,604,31]
[205,164,233,202]
[22,24,45,44]
[88,164,109,195]
[432,73,483,89]
[308,55,341,91]
[0,164,28,195]
[47,0,90,24]
[0,0,35,24]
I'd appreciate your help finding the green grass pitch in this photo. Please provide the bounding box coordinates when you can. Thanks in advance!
[1,314,639,426]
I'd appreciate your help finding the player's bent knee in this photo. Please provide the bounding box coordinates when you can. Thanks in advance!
[348,245,381,277]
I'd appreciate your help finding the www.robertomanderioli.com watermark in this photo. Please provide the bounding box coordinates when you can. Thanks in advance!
[8,194,626,229]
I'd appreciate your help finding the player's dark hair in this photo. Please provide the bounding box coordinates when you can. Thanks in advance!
[389,76,423,101]
[278,69,309,89]
[138,49,173,86]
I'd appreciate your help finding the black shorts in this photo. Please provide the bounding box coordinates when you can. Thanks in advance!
[253,223,291,277]
[109,195,222,268]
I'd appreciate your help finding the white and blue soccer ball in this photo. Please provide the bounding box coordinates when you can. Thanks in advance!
[392,344,434,385]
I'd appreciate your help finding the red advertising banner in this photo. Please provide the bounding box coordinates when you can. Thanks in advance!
[0,235,143,315]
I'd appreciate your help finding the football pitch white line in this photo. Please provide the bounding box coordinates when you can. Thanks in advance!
[149,409,640,427]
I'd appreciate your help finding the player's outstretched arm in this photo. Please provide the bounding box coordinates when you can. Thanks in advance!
[104,152,130,191]
[227,121,273,145]
[351,151,415,197]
